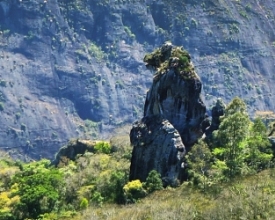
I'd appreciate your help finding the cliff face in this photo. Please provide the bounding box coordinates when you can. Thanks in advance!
[129,43,206,184]
[0,0,275,159]
[0,0,150,159]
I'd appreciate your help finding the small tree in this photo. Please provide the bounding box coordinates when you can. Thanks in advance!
[79,198,88,210]
[246,117,273,171]
[213,97,250,178]
[144,170,163,193]
[186,140,213,190]
[94,141,111,154]
[11,160,64,219]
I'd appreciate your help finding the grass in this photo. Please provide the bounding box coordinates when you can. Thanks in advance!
[68,168,275,220]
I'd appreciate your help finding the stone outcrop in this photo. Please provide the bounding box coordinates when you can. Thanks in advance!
[52,139,96,166]
[130,115,185,186]
[144,67,206,148]
[129,43,206,184]
[203,98,226,137]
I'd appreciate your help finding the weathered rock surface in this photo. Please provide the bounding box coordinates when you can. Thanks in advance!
[129,43,206,183]
[130,115,185,185]
[144,67,206,148]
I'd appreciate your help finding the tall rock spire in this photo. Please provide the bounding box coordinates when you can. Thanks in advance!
[129,42,206,185]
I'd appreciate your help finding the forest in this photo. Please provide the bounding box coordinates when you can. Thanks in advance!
[0,97,275,220]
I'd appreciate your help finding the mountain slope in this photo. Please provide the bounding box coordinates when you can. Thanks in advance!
[0,0,275,159]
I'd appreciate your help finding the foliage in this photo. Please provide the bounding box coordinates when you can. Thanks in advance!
[124,26,135,39]
[11,160,64,220]
[79,198,88,209]
[94,141,111,154]
[0,104,274,219]
[188,97,273,187]
[245,117,273,171]
[88,42,105,61]
[212,97,251,177]
[144,170,163,193]
[69,169,275,220]
[123,180,146,203]
[186,140,213,189]
[143,43,196,80]
[91,191,103,207]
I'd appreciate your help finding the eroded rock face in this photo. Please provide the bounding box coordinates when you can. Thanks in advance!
[130,115,185,185]
[144,69,206,147]
[129,43,206,184]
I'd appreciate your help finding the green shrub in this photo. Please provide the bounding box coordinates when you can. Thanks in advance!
[79,198,88,210]
[11,161,64,219]
[88,43,105,61]
[124,26,135,39]
[94,141,111,154]
[144,170,163,193]
[91,192,103,207]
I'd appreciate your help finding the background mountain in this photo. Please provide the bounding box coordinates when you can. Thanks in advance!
[0,0,275,160]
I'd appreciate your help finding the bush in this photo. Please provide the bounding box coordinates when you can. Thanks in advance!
[79,198,88,210]
[11,161,64,219]
[144,170,163,193]
[94,141,111,154]
[123,180,146,203]
[91,192,103,207]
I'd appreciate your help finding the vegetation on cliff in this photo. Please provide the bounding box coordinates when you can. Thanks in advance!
[143,42,197,80]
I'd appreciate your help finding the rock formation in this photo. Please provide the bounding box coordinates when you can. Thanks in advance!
[130,42,206,184]
[130,115,185,186]
[203,98,226,137]
[52,139,96,166]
